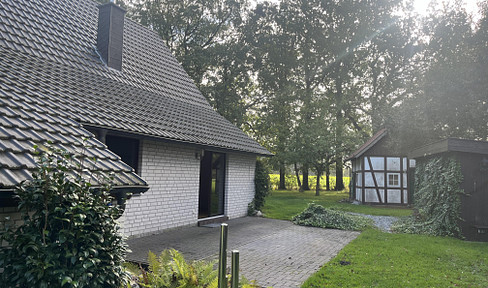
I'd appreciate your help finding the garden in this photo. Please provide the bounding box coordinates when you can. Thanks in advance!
[261,188,488,287]
[2,151,488,288]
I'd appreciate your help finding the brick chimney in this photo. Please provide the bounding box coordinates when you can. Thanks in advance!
[96,2,125,71]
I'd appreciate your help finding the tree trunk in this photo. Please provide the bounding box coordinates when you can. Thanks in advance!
[334,73,345,192]
[335,157,344,191]
[315,170,322,196]
[325,164,330,191]
[279,165,286,190]
[302,165,310,191]
[294,163,302,192]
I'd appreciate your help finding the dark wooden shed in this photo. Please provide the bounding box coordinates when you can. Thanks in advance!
[410,138,488,241]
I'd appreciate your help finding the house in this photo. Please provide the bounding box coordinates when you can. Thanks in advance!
[0,0,271,237]
[347,129,414,205]
[410,138,488,241]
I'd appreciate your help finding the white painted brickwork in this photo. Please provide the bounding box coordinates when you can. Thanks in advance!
[122,140,257,237]
[0,145,257,239]
[225,154,256,219]
[122,140,200,237]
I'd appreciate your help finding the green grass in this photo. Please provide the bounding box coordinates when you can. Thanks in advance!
[262,190,412,220]
[302,229,488,287]
[262,189,488,287]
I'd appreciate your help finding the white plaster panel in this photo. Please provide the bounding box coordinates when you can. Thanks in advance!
[364,158,370,170]
[365,172,374,186]
[403,157,407,169]
[403,190,408,203]
[356,173,362,186]
[365,189,384,203]
[356,188,362,201]
[387,189,402,203]
[370,157,384,170]
[375,172,385,187]
[379,189,385,203]
[387,157,401,171]
[403,173,408,188]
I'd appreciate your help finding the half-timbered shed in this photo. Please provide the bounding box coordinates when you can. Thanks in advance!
[347,129,413,205]
[410,138,488,241]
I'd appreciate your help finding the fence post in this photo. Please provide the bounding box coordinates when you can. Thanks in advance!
[218,223,228,288]
[231,250,239,288]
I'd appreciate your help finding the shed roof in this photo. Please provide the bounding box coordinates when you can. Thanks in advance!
[409,138,488,159]
[0,0,270,189]
[346,128,388,160]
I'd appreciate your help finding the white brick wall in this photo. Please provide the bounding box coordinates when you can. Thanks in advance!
[225,153,256,219]
[122,140,257,237]
[122,140,200,237]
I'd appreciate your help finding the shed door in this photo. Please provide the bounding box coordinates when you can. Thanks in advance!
[476,159,488,226]
[198,151,226,218]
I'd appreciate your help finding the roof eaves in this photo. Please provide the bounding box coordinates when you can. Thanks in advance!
[409,138,488,159]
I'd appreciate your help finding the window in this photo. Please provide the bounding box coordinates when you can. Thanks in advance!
[388,173,400,187]
[105,135,140,173]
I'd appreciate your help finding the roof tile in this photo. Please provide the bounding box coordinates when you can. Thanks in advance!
[0,0,270,190]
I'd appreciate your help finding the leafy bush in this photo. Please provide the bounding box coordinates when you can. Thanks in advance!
[126,250,217,288]
[0,147,127,288]
[292,203,373,231]
[249,159,270,215]
[392,156,464,237]
[126,250,260,288]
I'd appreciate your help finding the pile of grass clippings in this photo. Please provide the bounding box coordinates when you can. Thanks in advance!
[292,203,373,231]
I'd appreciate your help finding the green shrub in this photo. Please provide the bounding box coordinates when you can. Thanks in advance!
[249,159,270,214]
[126,250,260,288]
[392,156,464,237]
[0,146,127,288]
[292,203,373,231]
[126,249,217,288]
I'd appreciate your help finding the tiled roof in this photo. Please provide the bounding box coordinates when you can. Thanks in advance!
[0,0,271,187]
[346,128,388,160]
[0,0,271,155]
[0,54,148,189]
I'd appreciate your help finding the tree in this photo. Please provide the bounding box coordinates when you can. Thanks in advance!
[244,2,299,189]
[315,0,403,190]
[128,0,251,125]
[396,2,488,146]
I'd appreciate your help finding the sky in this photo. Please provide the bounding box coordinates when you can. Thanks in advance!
[257,0,483,17]
[412,0,482,16]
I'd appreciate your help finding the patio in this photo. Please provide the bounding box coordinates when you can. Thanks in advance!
[127,217,359,287]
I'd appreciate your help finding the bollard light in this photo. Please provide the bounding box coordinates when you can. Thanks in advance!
[218,223,228,288]
[231,250,240,288]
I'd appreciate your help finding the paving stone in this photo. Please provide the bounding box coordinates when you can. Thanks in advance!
[127,217,359,287]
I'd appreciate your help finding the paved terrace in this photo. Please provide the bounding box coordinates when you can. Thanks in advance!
[127,217,360,288]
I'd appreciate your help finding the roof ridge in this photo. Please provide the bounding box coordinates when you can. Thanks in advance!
[347,128,388,160]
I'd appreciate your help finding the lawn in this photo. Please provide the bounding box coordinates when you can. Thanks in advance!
[262,189,412,220]
[262,189,488,288]
[303,229,488,287]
